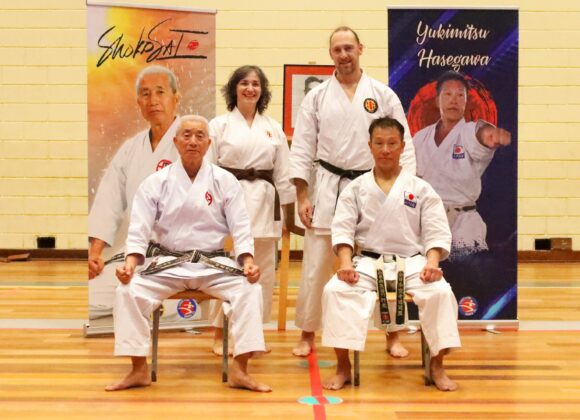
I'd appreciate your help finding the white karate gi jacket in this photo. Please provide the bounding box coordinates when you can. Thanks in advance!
[208,108,295,238]
[289,71,416,233]
[89,118,180,259]
[414,118,495,253]
[126,159,254,279]
[332,170,451,278]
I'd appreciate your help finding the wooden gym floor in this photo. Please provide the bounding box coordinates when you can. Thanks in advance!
[0,261,579,419]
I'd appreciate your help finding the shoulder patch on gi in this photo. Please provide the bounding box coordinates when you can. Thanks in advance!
[205,191,213,206]
[266,130,273,138]
[404,191,417,208]
[156,159,172,171]
[363,98,378,114]
[452,144,465,159]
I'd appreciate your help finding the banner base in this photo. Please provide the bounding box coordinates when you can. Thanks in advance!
[83,319,212,337]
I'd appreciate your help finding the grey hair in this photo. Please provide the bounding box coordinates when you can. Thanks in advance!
[177,115,209,133]
[135,65,178,94]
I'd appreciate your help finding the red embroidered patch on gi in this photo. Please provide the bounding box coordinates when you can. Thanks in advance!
[156,159,172,171]
[205,191,213,206]
[404,191,417,208]
[363,98,378,113]
[452,144,465,159]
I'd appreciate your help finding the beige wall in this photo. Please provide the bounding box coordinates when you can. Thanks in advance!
[0,0,579,250]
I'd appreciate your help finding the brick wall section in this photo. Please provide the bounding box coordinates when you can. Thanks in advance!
[0,0,579,250]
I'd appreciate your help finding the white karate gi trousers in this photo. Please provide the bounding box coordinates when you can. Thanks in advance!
[294,230,407,333]
[209,238,276,326]
[294,230,336,332]
[113,271,265,358]
[322,271,461,356]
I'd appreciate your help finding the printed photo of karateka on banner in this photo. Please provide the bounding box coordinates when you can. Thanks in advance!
[388,8,518,321]
[86,2,215,334]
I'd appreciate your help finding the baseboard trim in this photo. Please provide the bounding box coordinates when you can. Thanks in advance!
[0,249,87,260]
[517,250,580,262]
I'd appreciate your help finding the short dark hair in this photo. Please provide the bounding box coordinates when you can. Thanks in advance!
[221,65,272,114]
[368,116,405,140]
[436,70,469,96]
[329,26,361,46]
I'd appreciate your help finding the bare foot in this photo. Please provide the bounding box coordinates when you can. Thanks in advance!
[105,365,151,391]
[386,332,409,358]
[212,339,233,357]
[323,372,352,390]
[228,368,272,392]
[430,356,457,391]
[292,331,314,357]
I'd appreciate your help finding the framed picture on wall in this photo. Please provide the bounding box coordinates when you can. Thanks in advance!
[282,64,334,138]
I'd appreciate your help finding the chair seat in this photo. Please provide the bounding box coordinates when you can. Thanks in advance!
[167,290,216,302]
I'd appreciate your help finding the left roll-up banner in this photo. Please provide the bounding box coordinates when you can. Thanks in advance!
[85,1,216,336]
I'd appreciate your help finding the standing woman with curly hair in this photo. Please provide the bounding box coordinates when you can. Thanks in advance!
[208,65,295,354]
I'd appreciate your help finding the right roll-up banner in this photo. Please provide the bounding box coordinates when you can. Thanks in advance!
[388,8,519,322]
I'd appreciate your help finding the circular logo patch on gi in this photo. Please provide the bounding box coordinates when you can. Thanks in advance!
[177,299,197,319]
[363,98,378,113]
[156,159,172,171]
[458,296,478,317]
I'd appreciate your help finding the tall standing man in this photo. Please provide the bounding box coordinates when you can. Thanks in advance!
[289,27,416,357]
[88,65,181,318]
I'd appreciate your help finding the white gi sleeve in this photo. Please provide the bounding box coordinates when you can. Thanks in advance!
[125,175,162,259]
[273,123,296,205]
[219,173,255,261]
[88,142,130,246]
[289,92,318,185]
[467,120,496,173]
[331,181,359,253]
[420,184,452,261]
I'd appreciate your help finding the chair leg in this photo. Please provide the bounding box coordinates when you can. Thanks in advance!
[151,307,161,382]
[353,350,360,386]
[421,329,433,386]
[222,314,229,383]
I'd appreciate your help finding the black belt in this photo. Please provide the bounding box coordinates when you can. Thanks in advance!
[361,250,382,259]
[146,242,228,259]
[221,166,280,221]
[317,160,371,212]
[104,242,228,266]
[448,205,476,212]
[317,159,370,180]
[360,250,420,259]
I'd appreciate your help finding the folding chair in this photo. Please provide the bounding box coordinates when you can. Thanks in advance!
[353,292,432,386]
[151,290,229,383]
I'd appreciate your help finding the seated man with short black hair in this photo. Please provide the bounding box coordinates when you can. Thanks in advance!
[321,116,461,391]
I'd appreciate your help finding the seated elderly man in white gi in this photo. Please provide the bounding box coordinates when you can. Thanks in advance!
[105,115,270,393]
[321,116,461,392]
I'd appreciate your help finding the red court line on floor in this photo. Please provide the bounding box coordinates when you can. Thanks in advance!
[307,344,327,420]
